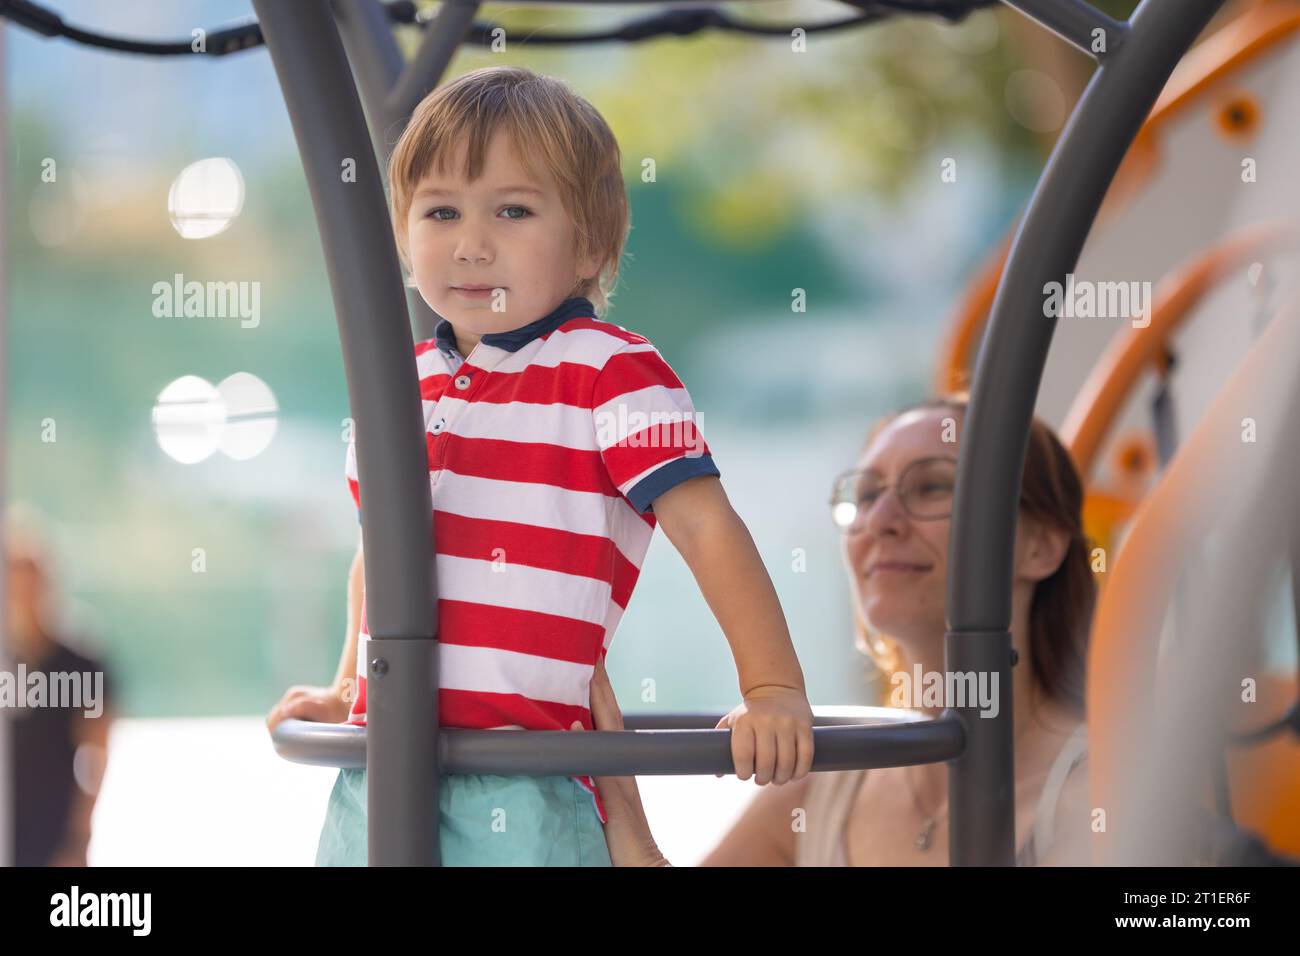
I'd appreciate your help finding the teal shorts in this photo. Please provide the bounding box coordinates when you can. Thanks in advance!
[315,768,612,867]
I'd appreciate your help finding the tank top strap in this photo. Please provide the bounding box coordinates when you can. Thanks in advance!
[794,769,869,866]
[1022,725,1090,866]
[800,728,1088,867]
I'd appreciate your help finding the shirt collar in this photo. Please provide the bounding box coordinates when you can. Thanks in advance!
[434,296,596,356]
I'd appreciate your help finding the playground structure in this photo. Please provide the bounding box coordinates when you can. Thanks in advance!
[939,0,1300,856]
[2,0,1297,866]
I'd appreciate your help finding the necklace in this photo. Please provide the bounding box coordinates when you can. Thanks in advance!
[904,766,946,852]
[904,707,1043,852]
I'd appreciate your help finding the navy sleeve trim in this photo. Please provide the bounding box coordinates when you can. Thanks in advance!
[625,454,720,515]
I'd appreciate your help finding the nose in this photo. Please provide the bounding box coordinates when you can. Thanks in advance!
[856,483,908,540]
[845,487,908,576]
[454,222,493,265]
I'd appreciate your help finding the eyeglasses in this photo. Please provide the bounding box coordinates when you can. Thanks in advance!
[829,456,958,532]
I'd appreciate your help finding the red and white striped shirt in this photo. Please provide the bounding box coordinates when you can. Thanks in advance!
[344,296,720,823]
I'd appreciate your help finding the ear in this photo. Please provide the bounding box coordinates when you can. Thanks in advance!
[1015,517,1070,585]
[577,249,602,284]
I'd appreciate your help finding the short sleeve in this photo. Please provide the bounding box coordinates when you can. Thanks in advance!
[345,428,361,523]
[591,342,720,514]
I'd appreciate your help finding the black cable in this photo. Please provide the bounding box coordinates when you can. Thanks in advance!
[0,0,267,55]
[462,8,892,45]
[854,0,999,18]
[0,0,998,56]
[0,0,60,36]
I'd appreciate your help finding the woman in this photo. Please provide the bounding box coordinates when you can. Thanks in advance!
[585,396,1096,866]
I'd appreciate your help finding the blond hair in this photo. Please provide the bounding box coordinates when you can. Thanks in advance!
[387,65,630,317]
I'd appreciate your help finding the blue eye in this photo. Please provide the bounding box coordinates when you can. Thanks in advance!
[424,206,532,222]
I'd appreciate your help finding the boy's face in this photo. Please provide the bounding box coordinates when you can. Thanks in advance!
[405,127,600,346]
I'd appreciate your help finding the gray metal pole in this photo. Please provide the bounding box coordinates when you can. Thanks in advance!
[999,0,1128,59]
[0,21,11,870]
[331,0,478,342]
[946,0,1226,866]
[251,0,440,866]
[330,0,405,134]
[390,3,480,342]
[386,0,482,127]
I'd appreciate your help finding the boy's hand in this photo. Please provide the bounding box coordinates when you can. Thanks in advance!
[266,681,354,733]
[714,684,815,785]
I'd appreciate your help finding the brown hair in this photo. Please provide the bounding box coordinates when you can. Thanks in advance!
[387,65,630,317]
[853,395,1095,717]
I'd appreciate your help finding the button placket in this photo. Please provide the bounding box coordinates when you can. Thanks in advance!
[430,362,474,465]
[432,346,498,470]
[428,351,457,464]
[442,363,478,422]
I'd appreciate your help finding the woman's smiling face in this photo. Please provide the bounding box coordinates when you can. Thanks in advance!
[842,407,956,645]
[405,126,599,338]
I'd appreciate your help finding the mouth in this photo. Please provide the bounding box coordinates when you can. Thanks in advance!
[864,561,933,578]
[451,286,501,301]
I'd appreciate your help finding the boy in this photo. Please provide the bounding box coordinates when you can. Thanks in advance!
[272,65,813,865]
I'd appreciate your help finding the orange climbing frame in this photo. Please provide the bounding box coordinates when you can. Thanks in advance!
[936,0,1300,396]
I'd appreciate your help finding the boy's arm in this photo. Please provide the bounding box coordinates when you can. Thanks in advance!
[650,475,805,697]
[651,474,813,784]
[332,540,365,699]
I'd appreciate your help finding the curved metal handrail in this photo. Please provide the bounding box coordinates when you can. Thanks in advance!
[272,707,966,775]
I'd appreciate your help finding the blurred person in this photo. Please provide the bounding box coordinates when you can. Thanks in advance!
[4,503,115,867]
